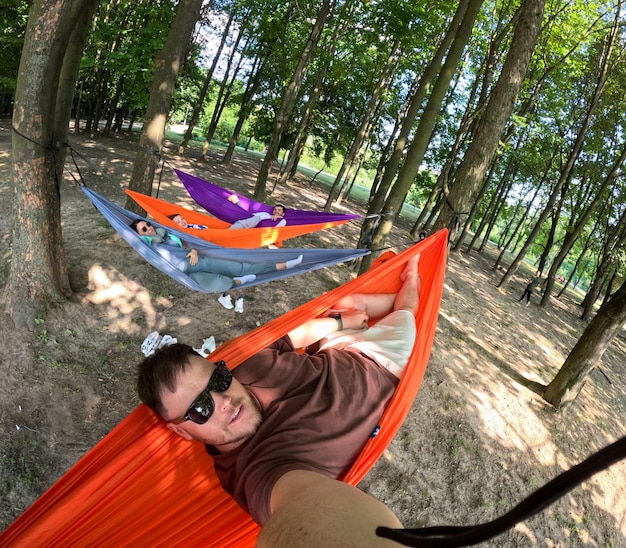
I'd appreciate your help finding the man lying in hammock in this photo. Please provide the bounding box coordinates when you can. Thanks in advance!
[168,213,208,230]
[136,254,420,547]
[130,219,302,293]
[228,194,287,229]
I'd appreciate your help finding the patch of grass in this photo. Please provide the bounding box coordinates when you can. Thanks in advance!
[471,495,489,509]
[595,419,610,434]
[0,431,52,496]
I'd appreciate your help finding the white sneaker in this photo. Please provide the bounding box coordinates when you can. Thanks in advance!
[218,293,234,309]
[234,297,244,313]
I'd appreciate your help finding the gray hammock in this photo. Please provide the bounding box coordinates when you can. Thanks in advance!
[82,186,370,293]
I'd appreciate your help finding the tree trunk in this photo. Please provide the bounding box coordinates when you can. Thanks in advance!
[360,0,472,244]
[432,0,547,236]
[276,30,338,188]
[253,0,332,202]
[580,210,626,321]
[544,280,626,408]
[179,7,236,155]
[542,144,626,307]
[203,27,245,152]
[324,42,398,210]
[6,0,99,328]
[126,0,204,212]
[358,0,484,273]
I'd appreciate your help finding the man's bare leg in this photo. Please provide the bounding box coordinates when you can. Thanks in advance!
[332,293,396,319]
[333,253,420,319]
[394,253,420,314]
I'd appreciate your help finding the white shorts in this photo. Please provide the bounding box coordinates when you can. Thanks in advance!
[319,310,416,378]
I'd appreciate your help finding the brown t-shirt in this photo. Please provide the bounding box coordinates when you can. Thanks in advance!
[209,336,399,524]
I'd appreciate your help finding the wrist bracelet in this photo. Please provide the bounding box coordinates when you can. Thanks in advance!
[330,313,343,331]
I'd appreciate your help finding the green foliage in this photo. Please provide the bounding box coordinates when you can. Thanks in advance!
[0,0,30,93]
[7,0,626,287]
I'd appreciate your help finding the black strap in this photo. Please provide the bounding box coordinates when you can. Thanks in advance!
[376,436,626,547]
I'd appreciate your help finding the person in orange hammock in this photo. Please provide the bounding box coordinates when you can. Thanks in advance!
[135,255,420,547]
[168,213,208,230]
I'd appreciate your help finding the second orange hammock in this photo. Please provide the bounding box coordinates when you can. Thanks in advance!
[126,189,353,249]
[1,230,448,548]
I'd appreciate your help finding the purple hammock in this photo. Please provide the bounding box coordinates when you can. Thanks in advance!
[174,169,361,227]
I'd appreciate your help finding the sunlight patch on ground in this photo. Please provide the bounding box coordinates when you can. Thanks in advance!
[471,388,556,465]
[82,264,158,332]
[590,464,626,527]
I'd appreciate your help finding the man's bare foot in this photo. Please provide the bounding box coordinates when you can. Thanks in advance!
[400,253,420,282]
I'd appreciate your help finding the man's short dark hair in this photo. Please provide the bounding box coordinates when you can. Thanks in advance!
[274,204,286,215]
[136,343,200,416]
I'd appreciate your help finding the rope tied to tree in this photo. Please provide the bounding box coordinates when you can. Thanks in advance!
[444,196,468,245]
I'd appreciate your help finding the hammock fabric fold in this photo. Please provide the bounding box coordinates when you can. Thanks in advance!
[0,229,448,548]
[125,188,352,249]
[82,186,369,293]
[175,169,361,226]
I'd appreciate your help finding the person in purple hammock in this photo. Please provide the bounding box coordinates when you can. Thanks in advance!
[227,194,287,229]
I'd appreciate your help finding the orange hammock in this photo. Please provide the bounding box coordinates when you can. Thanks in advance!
[126,189,353,249]
[1,230,448,548]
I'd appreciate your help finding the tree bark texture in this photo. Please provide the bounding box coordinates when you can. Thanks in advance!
[126,0,204,212]
[6,0,98,328]
[432,0,547,236]
[543,280,626,408]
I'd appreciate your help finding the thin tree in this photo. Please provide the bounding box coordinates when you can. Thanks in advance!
[178,6,237,155]
[324,40,399,210]
[542,145,626,307]
[358,0,484,273]
[431,0,547,239]
[497,13,617,289]
[253,0,333,202]
[543,279,626,408]
[126,0,204,211]
[360,0,474,245]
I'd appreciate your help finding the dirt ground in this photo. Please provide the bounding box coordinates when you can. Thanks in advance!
[1,119,625,546]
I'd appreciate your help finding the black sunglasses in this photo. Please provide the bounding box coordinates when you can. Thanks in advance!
[173,360,232,425]
[140,221,152,233]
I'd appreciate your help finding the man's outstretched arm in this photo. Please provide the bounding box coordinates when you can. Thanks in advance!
[286,310,369,348]
[257,470,403,547]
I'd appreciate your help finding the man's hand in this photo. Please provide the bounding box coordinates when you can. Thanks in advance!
[186,248,198,265]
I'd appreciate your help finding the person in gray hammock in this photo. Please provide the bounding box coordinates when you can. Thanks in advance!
[130,219,302,293]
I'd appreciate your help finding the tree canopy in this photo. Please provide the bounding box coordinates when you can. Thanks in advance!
[5,0,626,406]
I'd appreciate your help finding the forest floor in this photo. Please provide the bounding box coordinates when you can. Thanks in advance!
[0,119,625,546]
